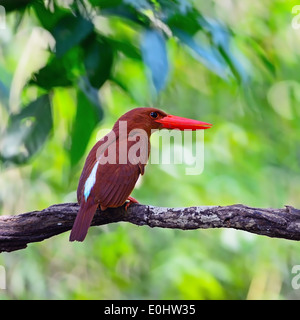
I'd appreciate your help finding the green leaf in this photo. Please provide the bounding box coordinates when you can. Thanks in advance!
[78,76,103,120]
[0,0,33,12]
[109,38,141,60]
[173,29,230,80]
[31,47,84,90]
[167,7,250,82]
[31,56,73,90]
[70,78,103,166]
[100,4,147,26]
[141,29,169,92]
[84,35,114,89]
[89,0,122,8]
[0,94,52,164]
[199,18,250,83]
[166,0,192,16]
[166,7,202,35]
[91,0,151,10]
[32,1,68,30]
[52,15,94,57]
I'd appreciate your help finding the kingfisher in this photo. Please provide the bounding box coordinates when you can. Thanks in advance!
[69,108,212,241]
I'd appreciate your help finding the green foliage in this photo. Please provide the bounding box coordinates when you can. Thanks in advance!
[141,29,169,92]
[0,94,52,164]
[1,0,300,300]
[70,85,102,166]
[83,34,114,88]
[0,0,246,165]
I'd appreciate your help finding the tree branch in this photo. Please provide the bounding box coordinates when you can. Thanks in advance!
[1,203,300,252]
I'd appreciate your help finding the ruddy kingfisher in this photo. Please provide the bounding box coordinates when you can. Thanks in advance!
[70,108,212,241]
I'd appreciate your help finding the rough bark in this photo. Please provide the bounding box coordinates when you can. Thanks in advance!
[1,203,300,253]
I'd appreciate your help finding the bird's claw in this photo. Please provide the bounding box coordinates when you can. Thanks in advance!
[125,196,139,211]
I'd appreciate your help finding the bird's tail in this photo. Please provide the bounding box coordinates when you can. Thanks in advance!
[69,199,99,242]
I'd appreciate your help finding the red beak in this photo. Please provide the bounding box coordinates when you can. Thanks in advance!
[155,114,212,130]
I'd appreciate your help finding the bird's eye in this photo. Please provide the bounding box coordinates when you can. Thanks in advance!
[150,112,158,119]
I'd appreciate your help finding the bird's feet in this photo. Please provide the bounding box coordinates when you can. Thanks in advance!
[125,196,139,211]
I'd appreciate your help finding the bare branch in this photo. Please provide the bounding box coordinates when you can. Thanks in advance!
[1,203,300,252]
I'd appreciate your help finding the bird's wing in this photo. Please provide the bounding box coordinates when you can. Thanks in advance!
[94,161,141,208]
[78,135,147,208]
[95,135,149,207]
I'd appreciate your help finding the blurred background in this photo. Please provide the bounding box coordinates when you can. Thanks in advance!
[1,0,300,299]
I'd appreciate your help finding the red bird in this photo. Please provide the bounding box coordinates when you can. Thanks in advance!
[70,108,212,242]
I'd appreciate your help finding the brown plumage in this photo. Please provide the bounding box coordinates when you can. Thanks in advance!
[70,107,212,242]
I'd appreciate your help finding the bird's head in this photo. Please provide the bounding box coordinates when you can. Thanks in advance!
[114,107,212,136]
